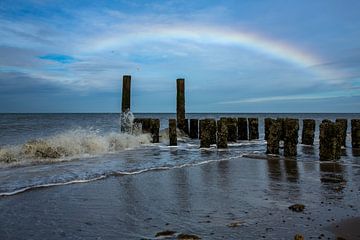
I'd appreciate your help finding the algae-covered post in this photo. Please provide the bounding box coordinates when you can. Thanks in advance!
[266,119,281,154]
[301,119,316,145]
[189,119,199,139]
[150,119,160,143]
[134,118,151,133]
[169,119,177,146]
[184,118,189,135]
[200,119,215,148]
[335,119,347,147]
[217,119,228,149]
[176,78,186,133]
[237,118,248,140]
[248,118,259,140]
[283,118,299,157]
[121,75,131,112]
[264,118,273,141]
[351,119,360,148]
[319,121,341,160]
[209,119,217,144]
[221,117,237,142]
[277,118,285,141]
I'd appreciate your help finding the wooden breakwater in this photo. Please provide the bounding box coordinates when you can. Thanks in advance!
[120,75,360,160]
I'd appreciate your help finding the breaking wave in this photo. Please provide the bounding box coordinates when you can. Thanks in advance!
[0,129,152,165]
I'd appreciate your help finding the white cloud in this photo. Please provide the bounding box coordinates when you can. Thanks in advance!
[217,90,360,104]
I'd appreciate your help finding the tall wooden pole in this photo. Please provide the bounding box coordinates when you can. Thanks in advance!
[176,78,186,133]
[122,75,131,112]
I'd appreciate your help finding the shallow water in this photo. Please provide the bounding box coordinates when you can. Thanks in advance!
[0,113,359,239]
[0,113,359,196]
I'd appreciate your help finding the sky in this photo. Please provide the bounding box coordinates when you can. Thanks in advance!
[0,0,360,113]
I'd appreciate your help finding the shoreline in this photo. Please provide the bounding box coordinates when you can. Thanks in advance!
[0,155,359,239]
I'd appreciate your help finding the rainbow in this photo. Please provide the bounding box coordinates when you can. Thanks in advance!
[82,25,343,81]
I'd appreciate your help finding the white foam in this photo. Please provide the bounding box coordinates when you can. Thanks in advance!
[0,129,152,165]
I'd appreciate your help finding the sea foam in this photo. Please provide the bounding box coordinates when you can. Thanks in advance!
[0,129,152,165]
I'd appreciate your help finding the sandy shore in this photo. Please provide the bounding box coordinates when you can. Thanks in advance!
[0,155,359,239]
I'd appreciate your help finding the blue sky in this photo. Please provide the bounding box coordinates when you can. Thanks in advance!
[0,0,359,113]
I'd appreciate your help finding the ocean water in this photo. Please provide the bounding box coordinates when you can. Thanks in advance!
[0,113,359,196]
[0,113,360,239]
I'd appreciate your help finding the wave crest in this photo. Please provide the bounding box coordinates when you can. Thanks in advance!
[0,129,152,164]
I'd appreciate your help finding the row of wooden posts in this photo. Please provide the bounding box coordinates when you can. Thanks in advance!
[120,75,360,161]
[168,117,259,146]
[131,116,360,161]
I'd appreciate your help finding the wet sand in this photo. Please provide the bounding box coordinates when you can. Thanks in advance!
[326,217,360,239]
[0,155,359,239]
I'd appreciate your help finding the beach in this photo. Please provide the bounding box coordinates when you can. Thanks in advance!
[0,113,360,239]
[1,0,360,238]
[1,153,359,239]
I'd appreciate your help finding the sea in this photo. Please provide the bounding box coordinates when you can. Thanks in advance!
[0,113,359,239]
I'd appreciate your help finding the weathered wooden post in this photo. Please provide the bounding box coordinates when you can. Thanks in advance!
[351,119,360,148]
[335,119,347,147]
[169,119,177,146]
[133,118,143,132]
[150,119,160,143]
[209,119,217,144]
[248,118,259,140]
[189,119,199,139]
[209,118,217,144]
[319,121,341,160]
[301,119,316,145]
[283,118,299,157]
[277,118,285,141]
[121,75,131,112]
[176,78,186,133]
[264,118,273,141]
[237,118,248,140]
[200,119,216,148]
[199,119,216,143]
[217,119,228,149]
[221,117,237,142]
[184,118,189,135]
[200,119,210,148]
[143,118,152,133]
[266,119,281,154]
[134,118,151,133]
[199,120,202,140]
[120,75,132,133]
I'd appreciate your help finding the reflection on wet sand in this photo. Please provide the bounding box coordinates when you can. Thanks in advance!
[320,161,346,197]
[266,157,282,182]
[352,148,360,157]
[216,151,231,188]
[173,165,191,213]
[266,156,301,200]
[284,159,299,183]
[283,158,300,199]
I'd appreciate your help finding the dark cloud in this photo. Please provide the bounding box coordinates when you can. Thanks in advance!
[0,46,43,67]
[0,71,66,94]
